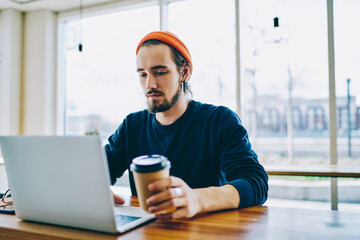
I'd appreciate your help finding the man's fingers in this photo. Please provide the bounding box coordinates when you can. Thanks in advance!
[147,187,185,205]
[148,197,186,213]
[148,176,183,192]
[113,193,125,205]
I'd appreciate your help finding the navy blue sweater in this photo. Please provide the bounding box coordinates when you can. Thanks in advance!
[105,100,268,208]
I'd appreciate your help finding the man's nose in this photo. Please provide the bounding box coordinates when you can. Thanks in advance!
[145,74,157,90]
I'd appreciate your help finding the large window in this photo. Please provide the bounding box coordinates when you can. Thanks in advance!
[58,0,360,211]
[63,6,159,139]
[240,0,329,165]
[239,0,358,211]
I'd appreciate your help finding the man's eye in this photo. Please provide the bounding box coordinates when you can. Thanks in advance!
[156,72,167,75]
[139,73,147,78]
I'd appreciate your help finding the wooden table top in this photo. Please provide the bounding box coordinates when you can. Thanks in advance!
[0,195,359,240]
[265,164,360,178]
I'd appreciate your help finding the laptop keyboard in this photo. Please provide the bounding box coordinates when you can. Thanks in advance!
[115,215,141,226]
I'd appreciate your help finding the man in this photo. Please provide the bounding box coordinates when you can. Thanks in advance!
[106,31,268,220]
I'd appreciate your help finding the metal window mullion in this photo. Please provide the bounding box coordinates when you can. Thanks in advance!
[56,19,67,135]
[327,0,338,211]
[235,0,241,118]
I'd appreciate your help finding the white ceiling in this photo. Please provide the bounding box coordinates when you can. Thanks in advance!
[0,0,119,12]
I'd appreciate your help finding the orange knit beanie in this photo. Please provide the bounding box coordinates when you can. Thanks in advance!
[136,31,192,73]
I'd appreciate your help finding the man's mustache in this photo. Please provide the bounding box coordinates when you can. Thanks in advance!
[146,89,164,97]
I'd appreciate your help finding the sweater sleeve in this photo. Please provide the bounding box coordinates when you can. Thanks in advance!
[104,119,128,185]
[217,107,268,208]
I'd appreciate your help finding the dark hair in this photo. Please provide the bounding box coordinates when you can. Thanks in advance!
[140,39,192,98]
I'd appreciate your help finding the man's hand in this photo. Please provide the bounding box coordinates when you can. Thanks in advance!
[145,176,241,220]
[112,191,125,205]
[145,176,202,220]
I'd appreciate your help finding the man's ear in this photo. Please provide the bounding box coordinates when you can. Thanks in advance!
[181,64,191,82]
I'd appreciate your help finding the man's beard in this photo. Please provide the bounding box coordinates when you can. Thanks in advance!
[146,79,182,113]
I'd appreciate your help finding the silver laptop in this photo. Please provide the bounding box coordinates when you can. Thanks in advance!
[0,136,155,234]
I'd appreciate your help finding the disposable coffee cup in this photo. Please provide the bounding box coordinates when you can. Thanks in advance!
[130,155,171,211]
